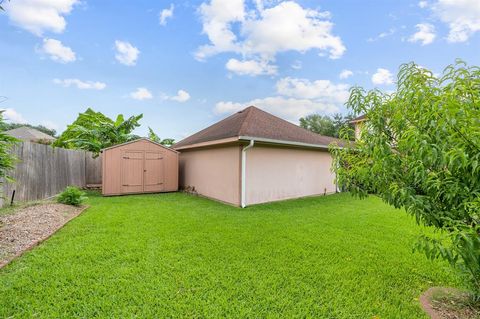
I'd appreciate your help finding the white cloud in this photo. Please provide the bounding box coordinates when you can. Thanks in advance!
[159,4,174,26]
[130,88,153,100]
[409,23,436,45]
[432,0,480,42]
[214,76,350,122]
[40,38,76,63]
[339,69,353,79]
[276,77,349,102]
[1,108,27,123]
[367,28,396,42]
[372,68,394,85]
[226,58,277,76]
[291,60,302,70]
[115,40,140,66]
[215,96,340,122]
[418,1,428,8]
[196,0,345,74]
[53,78,106,90]
[3,0,79,36]
[162,90,191,102]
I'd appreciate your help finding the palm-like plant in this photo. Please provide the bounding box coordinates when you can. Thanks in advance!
[54,108,142,156]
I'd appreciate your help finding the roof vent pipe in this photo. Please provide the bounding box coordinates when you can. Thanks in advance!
[241,140,254,208]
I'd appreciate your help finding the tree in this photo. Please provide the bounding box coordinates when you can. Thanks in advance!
[148,127,175,147]
[0,110,18,187]
[300,113,353,139]
[331,61,480,297]
[54,108,143,156]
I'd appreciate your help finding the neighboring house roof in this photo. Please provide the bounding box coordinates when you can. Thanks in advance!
[349,114,367,123]
[4,126,56,142]
[173,106,345,150]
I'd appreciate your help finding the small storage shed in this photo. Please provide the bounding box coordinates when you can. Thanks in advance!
[102,138,178,196]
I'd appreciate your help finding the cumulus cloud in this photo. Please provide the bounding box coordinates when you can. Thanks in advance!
[3,0,79,36]
[418,1,428,8]
[1,108,27,123]
[339,69,353,79]
[130,88,153,100]
[372,68,394,85]
[226,58,277,76]
[40,38,76,63]
[53,78,106,90]
[214,76,349,122]
[291,60,302,70]
[432,0,480,42]
[163,90,191,102]
[115,40,140,66]
[196,0,345,76]
[409,23,436,45]
[159,4,174,26]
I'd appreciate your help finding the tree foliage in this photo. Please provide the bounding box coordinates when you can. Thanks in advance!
[147,127,175,147]
[331,60,480,296]
[300,113,354,139]
[0,110,18,185]
[54,108,143,156]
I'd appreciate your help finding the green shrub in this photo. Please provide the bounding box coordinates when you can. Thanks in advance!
[57,186,87,206]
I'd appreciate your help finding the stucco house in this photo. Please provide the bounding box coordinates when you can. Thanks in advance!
[349,114,366,140]
[173,106,344,207]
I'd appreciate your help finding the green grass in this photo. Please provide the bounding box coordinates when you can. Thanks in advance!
[0,192,461,318]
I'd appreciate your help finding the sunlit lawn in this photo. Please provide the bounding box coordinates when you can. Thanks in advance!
[0,192,461,318]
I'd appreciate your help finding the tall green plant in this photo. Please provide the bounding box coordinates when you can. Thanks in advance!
[54,108,142,156]
[0,110,18,185]
[148,127,175,146]
[331,61,480,296]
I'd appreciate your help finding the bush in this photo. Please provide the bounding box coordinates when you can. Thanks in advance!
[57,186,87,206]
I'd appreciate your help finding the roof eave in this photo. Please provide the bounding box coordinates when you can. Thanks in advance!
[238,136,343,150]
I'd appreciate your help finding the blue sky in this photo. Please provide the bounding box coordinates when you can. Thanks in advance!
[0,0,479,140]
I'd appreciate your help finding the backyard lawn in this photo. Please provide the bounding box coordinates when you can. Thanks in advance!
[0,192,461,318]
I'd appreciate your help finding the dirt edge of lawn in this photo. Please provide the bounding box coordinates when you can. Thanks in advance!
[420,287,480,319]
[0,203,88,269]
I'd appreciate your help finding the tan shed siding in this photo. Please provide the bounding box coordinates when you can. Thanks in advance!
[179,146,241,206]
[102,139,178,195]
[245,146,336,205]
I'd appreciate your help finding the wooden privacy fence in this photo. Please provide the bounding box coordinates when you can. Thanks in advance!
[0,142,102,207]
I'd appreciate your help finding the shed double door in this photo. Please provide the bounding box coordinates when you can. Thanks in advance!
[121,150,164,193]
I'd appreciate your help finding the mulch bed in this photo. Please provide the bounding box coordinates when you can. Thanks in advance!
[0,203,86,268]
[420,287,480,319]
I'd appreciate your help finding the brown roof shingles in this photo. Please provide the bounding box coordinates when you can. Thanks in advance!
[173,106,345,149]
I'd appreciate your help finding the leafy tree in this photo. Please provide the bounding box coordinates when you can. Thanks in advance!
[0,122,56,137]
[331,61,480,297]
[54,108,143,156]
[0,110,18,186]
[300,113,353,139]
[0,0,8,11]
[148,127,175,147]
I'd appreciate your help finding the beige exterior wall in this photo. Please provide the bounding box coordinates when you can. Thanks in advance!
[354,121,364,140]
[179,146,241,206]
[245,146,336,206]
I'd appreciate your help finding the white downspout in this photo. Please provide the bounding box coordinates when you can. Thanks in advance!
[241,140,254,208]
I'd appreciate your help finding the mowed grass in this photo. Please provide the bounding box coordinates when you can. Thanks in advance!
[0,192,461,318]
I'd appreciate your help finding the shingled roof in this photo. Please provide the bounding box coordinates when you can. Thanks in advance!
[4,126,56,142]
[173,106,344,149]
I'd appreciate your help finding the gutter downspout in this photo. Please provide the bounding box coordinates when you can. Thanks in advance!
[241,140,254,208]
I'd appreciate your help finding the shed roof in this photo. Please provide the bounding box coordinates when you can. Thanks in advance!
[173,106,345,150]
[4,126,56,142]
[102,138,179,153]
